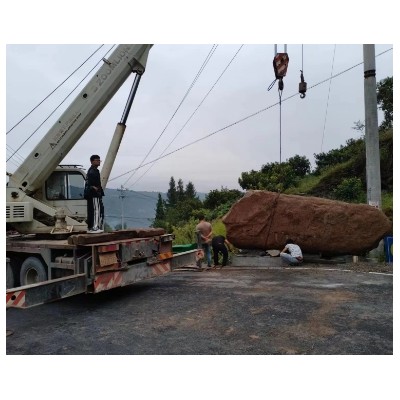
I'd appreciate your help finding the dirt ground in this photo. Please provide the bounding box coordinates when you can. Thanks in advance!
[6,262,392,355]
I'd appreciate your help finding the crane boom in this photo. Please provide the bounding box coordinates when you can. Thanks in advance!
[9,44,153,194]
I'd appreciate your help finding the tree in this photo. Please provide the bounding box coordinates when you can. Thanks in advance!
[154,178,203,229]
[204,187,243,209]
[177,179,185,202]
[239,161,298,192]
[352,120,365,134]
[313,138,364,175]
[287,155,311,177]
[203,187,243,219]
[265,163,297,191]
[377,76,393,131]
[115,222,127,230]
[151,193,167,229]
[155,193,166,220]
[333,177,364,203]
[167,176,177,207]
[238,170,268,190]
[104,222,113,232]
[185,181,197,199]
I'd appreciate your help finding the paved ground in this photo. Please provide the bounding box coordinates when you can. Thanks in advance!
[6,265,393,355]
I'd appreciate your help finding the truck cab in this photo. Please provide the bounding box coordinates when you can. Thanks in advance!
[40,165,87,222]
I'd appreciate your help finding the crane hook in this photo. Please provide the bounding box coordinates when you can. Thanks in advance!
[299,70,307,99]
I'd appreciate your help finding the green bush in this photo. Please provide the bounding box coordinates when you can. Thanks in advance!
[172,217,199,245]
[211,219,227,237]
[171,217,228,245]
[333,177,365,203]
[381,192,393,221]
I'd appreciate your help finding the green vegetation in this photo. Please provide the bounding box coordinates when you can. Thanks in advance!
[151,76,392,238]
[170,217,199,245]
[377,76,393,131]
[381,192,393,221]
[151,181,244,241]
[238,155,311,192]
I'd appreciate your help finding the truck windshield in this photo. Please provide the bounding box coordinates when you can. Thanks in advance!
[46,171,85,200]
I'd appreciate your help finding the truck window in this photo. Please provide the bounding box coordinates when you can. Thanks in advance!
[46,171,85,200]
[68,172,85,199]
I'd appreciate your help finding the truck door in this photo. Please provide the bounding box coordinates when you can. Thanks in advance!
[45,170,87,220]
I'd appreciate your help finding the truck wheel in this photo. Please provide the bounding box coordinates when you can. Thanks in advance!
[6,260,14,289]
[20,257,47,286]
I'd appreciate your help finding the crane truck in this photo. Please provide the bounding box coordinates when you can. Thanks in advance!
[6,44,198,308]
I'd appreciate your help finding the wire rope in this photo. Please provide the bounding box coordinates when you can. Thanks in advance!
[126,44,244,189]
[320,44,336,152]
[109,47,393,183]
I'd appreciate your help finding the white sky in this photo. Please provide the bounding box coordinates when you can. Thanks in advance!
[1,1,398,399]
[5,44,393,192]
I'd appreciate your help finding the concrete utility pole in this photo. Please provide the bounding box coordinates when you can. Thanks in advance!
[363,44,382,209]
[118,185,127,229]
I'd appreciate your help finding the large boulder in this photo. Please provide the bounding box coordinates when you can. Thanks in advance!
[222,190,392,255]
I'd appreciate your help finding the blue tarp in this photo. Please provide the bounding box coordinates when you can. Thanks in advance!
[384,236,393,263]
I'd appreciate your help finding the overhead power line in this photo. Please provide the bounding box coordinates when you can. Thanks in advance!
[126,44,244,190]
[6,45,106,136]
[122,44,219,187]
[109,47,393,184]
[6,45,116,163]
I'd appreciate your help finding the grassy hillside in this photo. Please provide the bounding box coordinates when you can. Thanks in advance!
[285,129,393,220]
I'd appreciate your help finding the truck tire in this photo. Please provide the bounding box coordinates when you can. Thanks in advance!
[6,259,14,289]
[20,257,47,286]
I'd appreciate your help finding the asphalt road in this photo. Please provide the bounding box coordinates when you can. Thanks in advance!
[6,266,393,355]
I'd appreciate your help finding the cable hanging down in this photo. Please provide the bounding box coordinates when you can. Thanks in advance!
[299,44,307,98]
[108,47,392,184]
[267,46,289,163]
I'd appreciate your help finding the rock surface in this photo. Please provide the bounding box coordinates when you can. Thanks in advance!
[222,190,392,255]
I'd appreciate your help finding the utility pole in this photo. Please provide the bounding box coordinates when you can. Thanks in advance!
[118,185,127,229]
[363,44,382,209]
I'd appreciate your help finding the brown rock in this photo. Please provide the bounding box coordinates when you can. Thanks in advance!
[222,191,392,255]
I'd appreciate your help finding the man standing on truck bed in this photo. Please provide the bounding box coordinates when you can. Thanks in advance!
[84,154,105,233]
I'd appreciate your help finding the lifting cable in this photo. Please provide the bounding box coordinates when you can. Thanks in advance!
[299,44,307,98]
[267,46,289,163]
[109,48,392,184]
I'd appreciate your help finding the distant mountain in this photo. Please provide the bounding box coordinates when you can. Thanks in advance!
[103,188,206,229]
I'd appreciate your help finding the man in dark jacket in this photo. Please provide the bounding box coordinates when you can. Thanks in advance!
[211,235,232,268]
[85,154,105,233]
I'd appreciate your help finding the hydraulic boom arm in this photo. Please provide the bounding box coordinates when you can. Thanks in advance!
[9,44,153,194]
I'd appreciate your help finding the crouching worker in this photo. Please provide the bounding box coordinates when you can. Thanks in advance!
[211,235,233,268]
[280,238,303,266]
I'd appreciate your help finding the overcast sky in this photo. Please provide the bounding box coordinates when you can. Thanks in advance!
[6,43,393,193]
[1,1,397,394]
